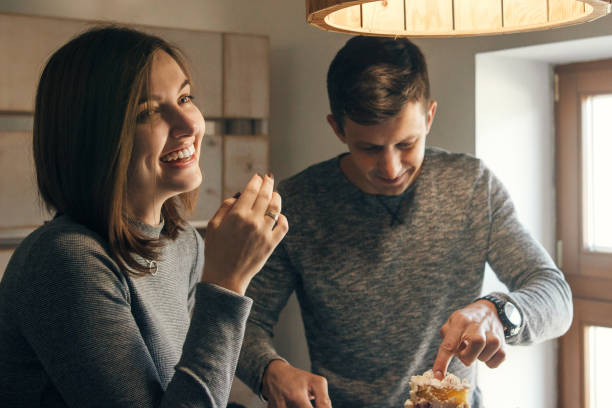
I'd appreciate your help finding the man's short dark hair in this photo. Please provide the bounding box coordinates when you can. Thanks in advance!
[327,36,430,133]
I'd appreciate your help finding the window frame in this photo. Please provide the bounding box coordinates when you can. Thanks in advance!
[555,58,612,408]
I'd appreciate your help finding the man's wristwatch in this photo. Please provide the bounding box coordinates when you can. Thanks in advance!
[477,294,523,338]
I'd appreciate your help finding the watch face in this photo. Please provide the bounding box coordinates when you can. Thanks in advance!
[504,302,522,327]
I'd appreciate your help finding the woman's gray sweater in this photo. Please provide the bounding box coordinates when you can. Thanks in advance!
[0,215,252,407]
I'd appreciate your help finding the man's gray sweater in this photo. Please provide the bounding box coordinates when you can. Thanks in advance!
[0,215,252,407]
[236,148,572,408]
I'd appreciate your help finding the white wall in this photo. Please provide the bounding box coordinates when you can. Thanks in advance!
[3,1,612,406]
[476,56,555,254]
[475,55,557,408]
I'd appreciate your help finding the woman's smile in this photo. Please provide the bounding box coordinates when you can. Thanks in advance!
[160,143,196,163]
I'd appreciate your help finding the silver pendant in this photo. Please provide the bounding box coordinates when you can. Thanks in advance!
[145,259,158,275]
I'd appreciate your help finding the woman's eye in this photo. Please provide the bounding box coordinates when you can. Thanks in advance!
[179,95,194,104]
[136,111,151,122]
[136,109,158,123]
[397,143,414,150]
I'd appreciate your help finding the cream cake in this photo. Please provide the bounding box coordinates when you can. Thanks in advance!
[404,369,470,408]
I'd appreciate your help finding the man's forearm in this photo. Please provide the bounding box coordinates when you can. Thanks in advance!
[503,269,573,345]
[236,322,288,395]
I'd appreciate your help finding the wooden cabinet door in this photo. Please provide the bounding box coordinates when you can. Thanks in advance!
[0,249,13,280]
[0,131,45,235]
[0,13,270,235]
[223,135,269,199]
[187,134,223,227]
[0,14,88,112]
[223,34,270,118]
[138,26,223,119]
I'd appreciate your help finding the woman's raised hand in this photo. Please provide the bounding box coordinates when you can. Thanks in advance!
[202,173,288,295]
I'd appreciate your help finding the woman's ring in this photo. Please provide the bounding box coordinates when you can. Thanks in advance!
[265,211,279,223]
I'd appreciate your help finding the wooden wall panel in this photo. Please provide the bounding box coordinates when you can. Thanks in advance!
[223,34,270,119]
[138,26,223,118]
[0,14,225,117]
[0,14,88,112]
[0,131,45,229]
[187,134,223,227]
[223,135,269,199]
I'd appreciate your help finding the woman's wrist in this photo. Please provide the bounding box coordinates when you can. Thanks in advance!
[201,266,247,295]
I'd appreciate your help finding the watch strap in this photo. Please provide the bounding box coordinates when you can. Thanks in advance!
[477,294,522,338]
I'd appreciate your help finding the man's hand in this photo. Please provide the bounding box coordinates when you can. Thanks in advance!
[262,360,332,408]
[432,300,506,380]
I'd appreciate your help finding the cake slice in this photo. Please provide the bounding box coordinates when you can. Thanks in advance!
[404,369,470,408]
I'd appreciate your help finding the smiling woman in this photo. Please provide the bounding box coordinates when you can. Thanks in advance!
[128,50,205,228]
[0,26,288,407]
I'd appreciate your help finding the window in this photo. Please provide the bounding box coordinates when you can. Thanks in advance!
[582,94,612,253]
[586,325,612,408]
[556,58,612,408]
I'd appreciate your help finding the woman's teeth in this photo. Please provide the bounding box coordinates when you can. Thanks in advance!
[161,145,195,162]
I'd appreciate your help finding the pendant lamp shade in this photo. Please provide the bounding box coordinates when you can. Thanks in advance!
[306,0,611,37]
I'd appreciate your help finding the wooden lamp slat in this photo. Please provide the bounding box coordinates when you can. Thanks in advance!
[454,0,502,32]
[405,0,453,33]
[362,0,405,32]
[325,4,362,28]
[550,0,588,22]
[504,0,548,28]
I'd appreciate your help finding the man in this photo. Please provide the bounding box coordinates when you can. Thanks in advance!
[236,36,572,408]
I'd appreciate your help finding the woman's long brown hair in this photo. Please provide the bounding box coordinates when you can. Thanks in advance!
[33,26,198,276]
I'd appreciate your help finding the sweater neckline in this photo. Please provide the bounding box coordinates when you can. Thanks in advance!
[127,217,165,239]
[333,152,428,199]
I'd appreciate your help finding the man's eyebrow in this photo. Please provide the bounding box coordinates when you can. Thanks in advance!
[138,78,191,104]
[355,141,381,147]
[398,136,418,143]
[356,136,417,147]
